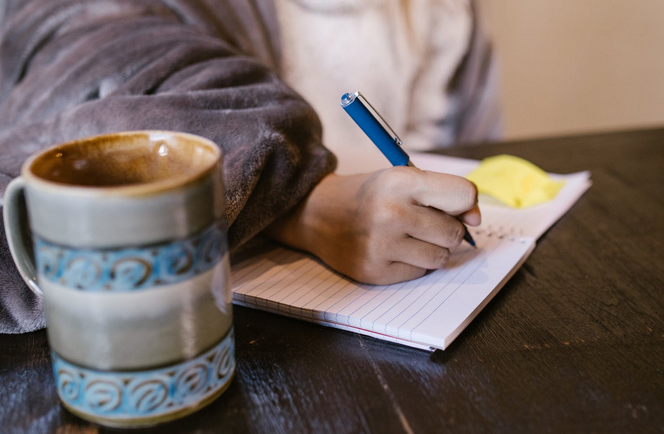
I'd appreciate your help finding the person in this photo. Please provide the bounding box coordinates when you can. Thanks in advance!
[274,0,501,165]
[0,0,495,333]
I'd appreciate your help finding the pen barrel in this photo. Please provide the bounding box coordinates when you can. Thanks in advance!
[342,98,410,167]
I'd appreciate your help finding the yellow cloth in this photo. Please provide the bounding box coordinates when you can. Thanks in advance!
[466,155,565,208]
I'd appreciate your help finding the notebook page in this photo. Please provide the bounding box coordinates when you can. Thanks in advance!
[232,233,535,350]
[231,296,434,350]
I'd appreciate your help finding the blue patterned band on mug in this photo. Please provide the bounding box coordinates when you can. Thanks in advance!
[52,328,235,420]
[34,223,227,292]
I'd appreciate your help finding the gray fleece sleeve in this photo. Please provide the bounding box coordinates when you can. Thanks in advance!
[0,0,336,333]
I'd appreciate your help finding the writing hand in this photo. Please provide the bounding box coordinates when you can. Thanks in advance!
[265,167,480,285]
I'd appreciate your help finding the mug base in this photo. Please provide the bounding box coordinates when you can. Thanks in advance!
[52,327,236,428]
[61,370,235,428]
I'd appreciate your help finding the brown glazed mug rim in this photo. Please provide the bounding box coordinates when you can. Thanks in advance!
[21,130,221,197]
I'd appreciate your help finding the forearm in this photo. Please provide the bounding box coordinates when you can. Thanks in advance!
[265,173,353,255]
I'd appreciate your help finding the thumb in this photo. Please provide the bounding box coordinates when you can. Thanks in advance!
[459,204,481,226]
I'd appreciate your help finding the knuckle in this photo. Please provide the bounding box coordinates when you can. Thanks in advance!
[371,204,394,226]
[352,261,384,284]
[447,221,465,246]
[363,232,383,256]
[381,166,416,190]
[370,202,403,227]
[436,248,450,268]
[457,180,478,210]
[430,248,450,269]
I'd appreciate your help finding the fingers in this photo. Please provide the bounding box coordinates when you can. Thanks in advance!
[406,169,478,215]
[366,167,479,216]
[460,204,481,226]
[405,206,467,248]
[348,255,429,285]
[390,237,451,270]
[384,262,429,284]
[361,237,451,285]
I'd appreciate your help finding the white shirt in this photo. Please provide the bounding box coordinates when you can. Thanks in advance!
[275,0,472,173]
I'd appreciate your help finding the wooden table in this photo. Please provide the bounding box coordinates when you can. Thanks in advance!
[2,128,663,433]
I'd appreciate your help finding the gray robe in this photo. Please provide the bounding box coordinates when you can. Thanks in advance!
[0,0,499,333]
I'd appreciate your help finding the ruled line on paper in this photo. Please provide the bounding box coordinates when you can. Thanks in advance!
[274,267,329,313]
[282,273,337,314]
[234,262,302,303]
[388,238,498,338]
[287,272,342,315]
[354,277,430,330]
[310,279,359,320]
[333,285,370,324]
[375,243,483,337]
[410,237,535,349]
[247,257,316,302]
[406,236,502,340]
[348,279,411,327]
[232,245,288,283]
[300,274,347,317]
[335,283,390,326]
[233,247,296,292]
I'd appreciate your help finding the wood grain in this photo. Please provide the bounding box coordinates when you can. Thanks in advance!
[1,127,663,433]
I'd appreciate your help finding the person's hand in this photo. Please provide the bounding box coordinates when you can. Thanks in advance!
[264,167,481,285]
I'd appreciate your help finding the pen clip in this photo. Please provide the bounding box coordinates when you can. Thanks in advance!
[356,92,403,147]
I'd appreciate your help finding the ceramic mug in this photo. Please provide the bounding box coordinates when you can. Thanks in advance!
[3,131,235,427]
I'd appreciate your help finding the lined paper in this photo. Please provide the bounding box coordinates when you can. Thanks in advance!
[232,234,535,350]
[231,154,589,351]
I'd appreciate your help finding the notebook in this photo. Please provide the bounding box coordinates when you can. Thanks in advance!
[230,153,592,351]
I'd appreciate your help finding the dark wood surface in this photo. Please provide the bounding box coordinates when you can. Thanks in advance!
[2,128,663,433]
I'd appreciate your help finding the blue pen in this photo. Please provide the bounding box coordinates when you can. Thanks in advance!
[341,91,476,248]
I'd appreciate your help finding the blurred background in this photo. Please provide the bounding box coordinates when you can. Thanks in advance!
[481,0,664,140]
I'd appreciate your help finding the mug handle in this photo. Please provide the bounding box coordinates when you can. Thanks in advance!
[3,177,43,297]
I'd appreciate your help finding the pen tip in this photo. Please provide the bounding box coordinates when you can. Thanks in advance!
[463,229,476,248]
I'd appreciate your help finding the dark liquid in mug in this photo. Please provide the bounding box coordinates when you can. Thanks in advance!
[29,133,217,187]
